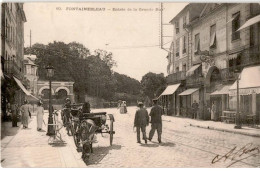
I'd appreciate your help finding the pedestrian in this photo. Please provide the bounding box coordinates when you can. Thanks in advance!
[82,101,91,113]
[148,99,163,143]
[191,100,199,119]
[20,100,31,129]
[134,102,149,144]
[36,101,44,131]
[211,102,216,121]
[11,103,18,127]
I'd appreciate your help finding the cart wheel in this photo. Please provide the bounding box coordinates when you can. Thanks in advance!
[73,132,80,148]
[109,120,114,146]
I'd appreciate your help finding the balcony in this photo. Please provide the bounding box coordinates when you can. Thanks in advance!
[186,75,204,87]
[4,60,23,79]
[166,71,186,84]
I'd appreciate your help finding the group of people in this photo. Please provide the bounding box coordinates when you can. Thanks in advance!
[11,100,45,131]
[134,99,163,144]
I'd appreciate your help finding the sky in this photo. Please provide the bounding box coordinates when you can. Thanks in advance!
[24,2,187,81]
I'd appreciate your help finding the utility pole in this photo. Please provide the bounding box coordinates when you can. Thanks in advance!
[30,30,32,49]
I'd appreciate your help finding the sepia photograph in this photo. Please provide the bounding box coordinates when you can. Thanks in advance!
[1,0,260,168]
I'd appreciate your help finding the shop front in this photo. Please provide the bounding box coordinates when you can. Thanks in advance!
[158,83,181,116]
[179,88,200,118]
[229,65,260,124]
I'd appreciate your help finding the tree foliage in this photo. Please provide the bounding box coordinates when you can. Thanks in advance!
[140,72,166,99]
[25,41,141,103]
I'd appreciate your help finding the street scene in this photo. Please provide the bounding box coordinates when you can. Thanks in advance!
[1,2,260,168]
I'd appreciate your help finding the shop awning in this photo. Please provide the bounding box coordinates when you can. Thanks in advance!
[179,88,199,96]
[237,15,260,31]
[186,64,201,76]
[159,83,181,96]
[13,76,31,95]
[13,76,40,101]
[210,84,232,96]
[229,65,260,96]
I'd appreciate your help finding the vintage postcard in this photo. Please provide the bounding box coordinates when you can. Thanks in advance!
[1,1,260,168]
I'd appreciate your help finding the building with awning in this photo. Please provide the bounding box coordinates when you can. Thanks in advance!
[178,88,200,118]
[159,83,181,116]
[13,76,39,102]
[229,65,260,122]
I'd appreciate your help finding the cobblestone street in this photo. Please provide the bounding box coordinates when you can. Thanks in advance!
[1,106,260,168]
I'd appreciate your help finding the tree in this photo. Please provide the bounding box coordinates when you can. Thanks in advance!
[140,72,166,99]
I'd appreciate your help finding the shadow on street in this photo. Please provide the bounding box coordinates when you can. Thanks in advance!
[87,144,122,165]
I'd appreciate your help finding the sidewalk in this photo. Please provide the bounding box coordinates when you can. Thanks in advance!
[163,115,260,137]
[1,111,86,168]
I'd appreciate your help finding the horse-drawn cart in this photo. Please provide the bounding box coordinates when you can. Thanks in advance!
[66,104,115,163]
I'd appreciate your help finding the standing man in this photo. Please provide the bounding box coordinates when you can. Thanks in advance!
[192,100,199,119]
[11,102,18,127]
[134,102,149,144]
[148,99,163,143]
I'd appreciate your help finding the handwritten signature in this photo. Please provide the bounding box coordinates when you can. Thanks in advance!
[212,143,260,167]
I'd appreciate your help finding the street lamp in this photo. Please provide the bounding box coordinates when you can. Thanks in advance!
[234,69,242,129]
[46,65,55,135]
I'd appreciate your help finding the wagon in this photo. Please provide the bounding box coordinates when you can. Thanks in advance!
[68,104,115,163]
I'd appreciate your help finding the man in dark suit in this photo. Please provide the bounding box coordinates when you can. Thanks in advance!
[134,102,149,144]
[148,99,163,143]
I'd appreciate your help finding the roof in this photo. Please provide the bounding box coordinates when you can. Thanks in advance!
[170,3,207,24]
[160,83,181,96]
[179,88,199,96]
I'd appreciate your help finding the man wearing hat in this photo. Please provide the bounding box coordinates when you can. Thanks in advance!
[148,98,163,143]
[134,102,149,144]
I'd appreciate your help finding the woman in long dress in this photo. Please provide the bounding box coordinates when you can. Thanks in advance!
[36,101,44,131]
[211,102,216,121]
[20,100,31,129]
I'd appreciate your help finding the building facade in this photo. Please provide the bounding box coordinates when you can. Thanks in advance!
[1,3,27,120]
[24,55,38,95]
[163,3,260,124]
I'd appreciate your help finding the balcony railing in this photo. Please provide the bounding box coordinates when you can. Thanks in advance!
[166,71,186,84]
[4,60,22,79]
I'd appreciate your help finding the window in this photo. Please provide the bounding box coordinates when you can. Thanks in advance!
[183,64,187,71]
[250,26,254,46]
[210,24,216,48]
[194,33,200,54]
[176,67,179,72]
[232,12,240,41]
[176,38,180,57]
[175,21,179,34]
[183,35,186,53]
[183,16,187,27]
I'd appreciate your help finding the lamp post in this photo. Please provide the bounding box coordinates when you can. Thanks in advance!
[234,69,242,129]
[46,65,55,135]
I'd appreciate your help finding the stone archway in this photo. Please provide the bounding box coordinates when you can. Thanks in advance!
[57,89,68,99]
[205,66,222,89]
[38,86,55,96]
[55,87,70,95]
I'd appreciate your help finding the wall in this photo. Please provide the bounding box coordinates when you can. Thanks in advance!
[192,5,227,66]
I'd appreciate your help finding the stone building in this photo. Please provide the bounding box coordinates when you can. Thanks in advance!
[1,3,27,120]
[24,55,38,96]
[162,3,260,123]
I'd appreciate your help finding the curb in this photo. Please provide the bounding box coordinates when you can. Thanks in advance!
[189,123,260,138]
